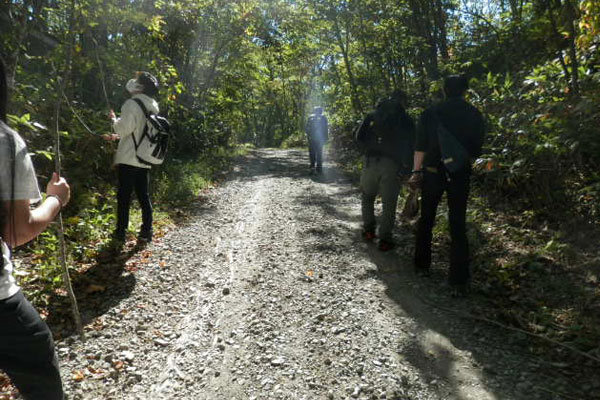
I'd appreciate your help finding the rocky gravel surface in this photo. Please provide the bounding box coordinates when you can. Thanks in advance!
[53,149,597,400]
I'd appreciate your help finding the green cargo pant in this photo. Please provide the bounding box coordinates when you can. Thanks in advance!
[360,156,401,242]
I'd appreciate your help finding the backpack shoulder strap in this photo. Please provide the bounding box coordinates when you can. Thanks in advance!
[132,98,150,119]
[130,98,150,151]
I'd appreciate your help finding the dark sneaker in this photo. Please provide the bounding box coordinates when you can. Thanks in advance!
[450,283,470,298]
[112,231,126,242]
[138,230,153,242]
[378,240,395,252]
[316,166,323,173]
[415,267,431,278]
[362,230,377,242]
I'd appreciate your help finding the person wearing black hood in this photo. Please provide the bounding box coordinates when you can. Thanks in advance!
[408,75,485,296]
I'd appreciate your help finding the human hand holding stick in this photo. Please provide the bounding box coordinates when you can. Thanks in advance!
[102,133,119,141]
[46,172,70,208]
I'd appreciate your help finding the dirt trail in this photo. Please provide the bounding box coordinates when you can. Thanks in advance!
[55,149,581,400]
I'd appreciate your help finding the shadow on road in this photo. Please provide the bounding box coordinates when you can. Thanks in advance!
[285,151,597,399]
[227,149,350,186]
[45,241,144,339]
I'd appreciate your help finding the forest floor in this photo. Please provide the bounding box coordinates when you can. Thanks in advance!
[2,149,599,400]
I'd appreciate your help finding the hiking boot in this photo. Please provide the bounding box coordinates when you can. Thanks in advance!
[415,267,431,278]
[138,229,153,242]
[378,240,395,252]
[450,283,470,298]
[362,230,377,242]
[112,230,126,243]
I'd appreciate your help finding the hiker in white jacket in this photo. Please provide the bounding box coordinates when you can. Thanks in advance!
[104,72,160,243]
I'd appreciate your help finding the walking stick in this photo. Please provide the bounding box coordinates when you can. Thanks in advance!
[53,74,84,340]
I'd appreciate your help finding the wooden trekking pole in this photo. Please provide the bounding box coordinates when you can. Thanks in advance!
[92,37,114,132]
[52,72,84,340]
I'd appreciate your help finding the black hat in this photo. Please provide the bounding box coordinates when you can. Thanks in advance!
[444,75,468,97]
[137,72,159,97]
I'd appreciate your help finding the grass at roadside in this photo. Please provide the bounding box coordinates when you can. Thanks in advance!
[464,193,600,362]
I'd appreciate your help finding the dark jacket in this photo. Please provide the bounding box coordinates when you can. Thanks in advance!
[306,114,328,145]
[355,103,416,172]
[415,97,485,169]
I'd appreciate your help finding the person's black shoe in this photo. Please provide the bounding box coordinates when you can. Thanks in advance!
[316,166,323,174]
[112,231,126,243]
[415,267,431,278]
[138,230,153,242]
[450,283,470,298]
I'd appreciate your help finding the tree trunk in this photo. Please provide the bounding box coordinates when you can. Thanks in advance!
[332,18,363,114]
[564,0,580,94]
[435,0,449,60]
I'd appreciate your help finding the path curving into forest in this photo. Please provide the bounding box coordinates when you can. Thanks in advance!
[55,149,582,400]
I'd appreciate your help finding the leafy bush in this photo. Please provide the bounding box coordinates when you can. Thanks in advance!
[281,131,306,149]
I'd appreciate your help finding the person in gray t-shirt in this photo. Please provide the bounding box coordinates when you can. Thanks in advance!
[0,57,70,400]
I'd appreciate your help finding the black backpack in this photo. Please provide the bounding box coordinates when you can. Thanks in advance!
[306,115,328,143]
[437,121,470,173]
[131,98,170,166]
[355,99,414,174]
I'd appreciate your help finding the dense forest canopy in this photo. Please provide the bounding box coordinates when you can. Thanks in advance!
[3,0,598,143]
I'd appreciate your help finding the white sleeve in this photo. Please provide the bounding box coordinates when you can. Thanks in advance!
[113,99,138,138]
[0,131,42,202]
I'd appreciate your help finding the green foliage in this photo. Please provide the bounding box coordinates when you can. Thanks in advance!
[280,131,306,149]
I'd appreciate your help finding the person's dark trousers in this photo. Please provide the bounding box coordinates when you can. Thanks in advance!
[415,168,471,285]
[0,290,64,400]
[309,141,323,169]
[116,164,153,237]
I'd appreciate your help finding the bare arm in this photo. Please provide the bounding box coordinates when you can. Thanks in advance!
[413,151,425,171]
[2,172,70,247]
[3,198,60,247]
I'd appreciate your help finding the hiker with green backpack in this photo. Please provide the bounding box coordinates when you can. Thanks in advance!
[355,90,416,251]
[408,75,485,296]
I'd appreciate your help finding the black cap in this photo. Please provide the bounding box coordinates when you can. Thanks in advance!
[137,72,159,97]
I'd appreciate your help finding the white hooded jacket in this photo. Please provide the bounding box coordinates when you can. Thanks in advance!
[112,93,160,168]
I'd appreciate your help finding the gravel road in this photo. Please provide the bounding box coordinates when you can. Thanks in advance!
[53,149,595,400]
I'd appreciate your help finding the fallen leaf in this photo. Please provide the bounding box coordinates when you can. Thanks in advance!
[85,284,106,294]
[72,370,85,382]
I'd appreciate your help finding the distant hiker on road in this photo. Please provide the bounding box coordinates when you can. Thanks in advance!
[305,106,328,173]
[355,90,416,251]
[408,75,485,296]
[103,71,160,243]
[0,57,69,400]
